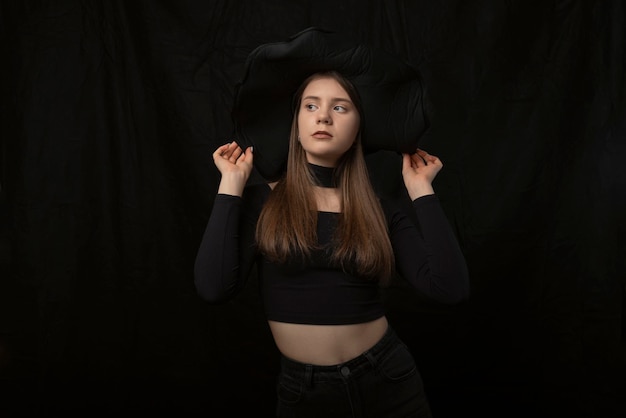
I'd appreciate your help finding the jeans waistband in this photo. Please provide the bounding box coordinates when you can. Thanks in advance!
[279,326,400,384]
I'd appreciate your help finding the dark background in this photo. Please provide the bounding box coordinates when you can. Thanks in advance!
[1,1,624,417]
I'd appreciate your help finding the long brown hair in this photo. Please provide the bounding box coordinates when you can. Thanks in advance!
[256,71,395,283]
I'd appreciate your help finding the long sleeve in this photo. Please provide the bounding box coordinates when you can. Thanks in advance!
[193,190,261,303]
[387,194,469,304]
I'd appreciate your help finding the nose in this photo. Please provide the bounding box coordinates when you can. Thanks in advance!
[317,111,331,125]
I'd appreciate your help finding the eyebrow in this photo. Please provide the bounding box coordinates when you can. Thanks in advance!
[302,95,353,103]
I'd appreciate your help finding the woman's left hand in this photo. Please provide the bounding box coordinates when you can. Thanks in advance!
[401,148,443,200]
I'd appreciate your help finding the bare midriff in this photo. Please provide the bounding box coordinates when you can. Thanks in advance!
[268,316,389,365]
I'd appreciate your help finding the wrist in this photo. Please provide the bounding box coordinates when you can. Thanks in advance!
[218,172,248,196]
[407,184,434,200]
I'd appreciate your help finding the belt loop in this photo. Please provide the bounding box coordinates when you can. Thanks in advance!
[304,364,313,388]
[364,351,377,368]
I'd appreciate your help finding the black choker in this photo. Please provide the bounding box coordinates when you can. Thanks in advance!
[308,163,337,188]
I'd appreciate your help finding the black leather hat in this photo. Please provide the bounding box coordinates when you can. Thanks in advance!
[232,27,430,181]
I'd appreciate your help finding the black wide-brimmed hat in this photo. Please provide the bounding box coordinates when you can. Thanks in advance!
[232,27,430,182]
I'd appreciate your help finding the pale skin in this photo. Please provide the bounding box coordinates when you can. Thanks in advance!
[212,76,442,365]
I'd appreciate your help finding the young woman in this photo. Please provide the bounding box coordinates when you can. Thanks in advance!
[194,70,469,417]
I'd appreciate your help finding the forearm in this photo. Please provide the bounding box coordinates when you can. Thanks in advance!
[406,182,434,201]
[390,194,469,304]
[412,195,469,303]
[217,172,248,197]
[194,195,246,302]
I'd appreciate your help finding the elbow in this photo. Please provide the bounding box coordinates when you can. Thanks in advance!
[434,289,468,305]
[195,287,224,304]
[194,270,229,304]
[450,273,471,304]
[440,286,469,305]
[432,269,470,305]
[194,281,221,304]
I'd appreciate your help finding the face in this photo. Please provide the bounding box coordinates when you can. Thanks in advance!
[296,76,360,167]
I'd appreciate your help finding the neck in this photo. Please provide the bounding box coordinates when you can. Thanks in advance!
[308,162,337,188]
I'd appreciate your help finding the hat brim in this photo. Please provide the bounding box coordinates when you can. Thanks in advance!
[232,27,430,182]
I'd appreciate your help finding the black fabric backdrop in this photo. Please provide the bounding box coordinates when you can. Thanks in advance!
[1,1,624,417]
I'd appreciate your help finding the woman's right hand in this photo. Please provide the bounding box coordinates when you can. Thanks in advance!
[213,141,253,196]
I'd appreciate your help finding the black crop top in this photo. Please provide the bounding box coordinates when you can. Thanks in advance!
[194,183,469,325]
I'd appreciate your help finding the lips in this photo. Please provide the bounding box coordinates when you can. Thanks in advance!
[312,131,333,139]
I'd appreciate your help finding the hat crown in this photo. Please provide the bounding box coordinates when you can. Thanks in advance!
[232,27,430,181]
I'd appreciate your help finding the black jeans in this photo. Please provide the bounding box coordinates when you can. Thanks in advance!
[275,326,432,417]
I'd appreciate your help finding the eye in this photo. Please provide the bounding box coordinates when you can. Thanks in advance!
[305,103,318,111]
[333,105,347,113]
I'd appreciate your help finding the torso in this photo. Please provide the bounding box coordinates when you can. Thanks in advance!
[268,316,389,365]
[266,184,387,365]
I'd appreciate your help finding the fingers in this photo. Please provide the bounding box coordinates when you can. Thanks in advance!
[213,141,253,166]
[402,149,444,174]
[402,153,411,171]
[214,141,240,159]
[245,145,254,160]
[213,141,235,159]
[416,148,442,166]
[402,153,422,170]
[229,145,243,163]
[404,152,426,169]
